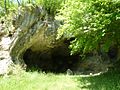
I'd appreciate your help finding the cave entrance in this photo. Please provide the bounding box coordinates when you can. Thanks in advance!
[23,45,80,73]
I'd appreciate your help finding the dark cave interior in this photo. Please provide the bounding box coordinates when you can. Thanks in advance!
[23,45,80,73]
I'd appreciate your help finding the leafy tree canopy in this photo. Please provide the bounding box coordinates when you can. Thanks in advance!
[57,0,120,55]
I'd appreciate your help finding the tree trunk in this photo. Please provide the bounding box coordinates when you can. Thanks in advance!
[28,0,31,3]
[17,0,20,6]
[4,0,7,13]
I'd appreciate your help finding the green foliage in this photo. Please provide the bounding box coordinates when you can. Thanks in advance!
[39,0,64,16]
[57,0,120,55]
[0,0,64,17]
[0,0,18,18]
[24,0,64,16]
[0,6,5,17]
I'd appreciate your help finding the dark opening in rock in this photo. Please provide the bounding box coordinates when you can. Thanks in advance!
[23,45,79,73]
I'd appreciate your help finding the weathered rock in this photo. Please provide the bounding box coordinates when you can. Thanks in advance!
[66,69,73,75]
[10,5,64,66]
[73,54,113,75]
[0,40,13,75]
[0,37,12,50]
[0,58,13,75]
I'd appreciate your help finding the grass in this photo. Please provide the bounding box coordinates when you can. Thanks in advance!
[0,71,79,90]
[0,70,120,90]
[74,71,120,90]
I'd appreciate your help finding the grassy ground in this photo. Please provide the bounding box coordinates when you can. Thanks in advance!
[0,70,120,90]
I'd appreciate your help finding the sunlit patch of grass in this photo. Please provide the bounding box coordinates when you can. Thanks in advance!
[0,71,79,90]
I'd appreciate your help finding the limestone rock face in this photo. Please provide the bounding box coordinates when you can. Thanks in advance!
[74,55,112,75]
[0,37,13,75]
[0,57,12,75]
[10,5,63,65]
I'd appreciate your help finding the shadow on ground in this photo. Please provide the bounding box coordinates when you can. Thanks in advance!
[74,71,120,90]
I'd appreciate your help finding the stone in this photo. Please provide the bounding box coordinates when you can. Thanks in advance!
[0,59,13,75]
[9,5,65,66]
[66,69,73,75]
[0,25,14,75]
[0,37,12,50]
[73,54,113,75]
